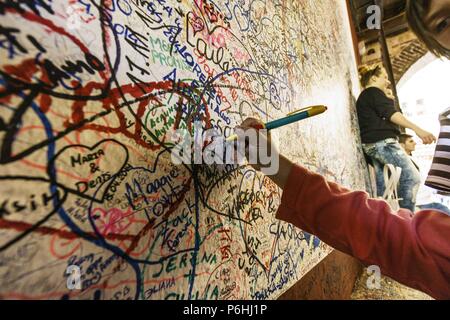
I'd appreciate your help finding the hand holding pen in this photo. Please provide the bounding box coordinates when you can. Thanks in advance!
[227,105,327,142]
[232,105,328,172]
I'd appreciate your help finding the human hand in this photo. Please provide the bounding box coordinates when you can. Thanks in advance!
[235,117,292,188]
[415,128,437,145]
[235,117,277,173]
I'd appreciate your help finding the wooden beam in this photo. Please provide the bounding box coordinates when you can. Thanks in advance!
[375,0,402,114]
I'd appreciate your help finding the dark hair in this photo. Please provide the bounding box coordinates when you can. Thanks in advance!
[406,0,450,59]
[399,133,414,144]
[358,65,382,87]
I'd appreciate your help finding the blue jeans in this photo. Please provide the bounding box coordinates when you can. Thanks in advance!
[417,203,450,216]
[363,138,421,212]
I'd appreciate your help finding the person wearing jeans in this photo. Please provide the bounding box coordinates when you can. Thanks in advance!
[362,138,421,211]
[357,65,436,212]
[232,0,450,300]
[398,133,450,216]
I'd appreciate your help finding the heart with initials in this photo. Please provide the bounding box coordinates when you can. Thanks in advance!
[48,139,129,203]
[189,15,205,34]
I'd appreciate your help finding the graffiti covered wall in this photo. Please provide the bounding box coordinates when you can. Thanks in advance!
[0,0,368,300]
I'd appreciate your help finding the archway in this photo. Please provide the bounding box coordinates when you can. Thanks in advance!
[398,54,450,207]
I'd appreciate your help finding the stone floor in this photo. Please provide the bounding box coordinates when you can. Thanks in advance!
[351,267,433,300]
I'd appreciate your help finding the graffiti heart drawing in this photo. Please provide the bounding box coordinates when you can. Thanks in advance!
[189,15,205,34]
[48,139,129,203]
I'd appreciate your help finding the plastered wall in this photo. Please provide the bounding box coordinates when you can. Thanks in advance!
[0,0,368,300]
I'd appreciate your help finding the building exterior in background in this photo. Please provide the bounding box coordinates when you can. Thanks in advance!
[399,56,450,207]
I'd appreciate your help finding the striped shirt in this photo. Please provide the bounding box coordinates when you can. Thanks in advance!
[426,107,450,192]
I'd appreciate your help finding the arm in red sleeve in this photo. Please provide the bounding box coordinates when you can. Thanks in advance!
[276,164,450,299]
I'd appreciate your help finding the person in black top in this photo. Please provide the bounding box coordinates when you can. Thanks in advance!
[357,65,436,211]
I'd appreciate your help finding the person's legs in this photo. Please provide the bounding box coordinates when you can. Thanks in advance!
[372,158,386,197]
[417,203,450,216]
[364,139,421,211]
[363,144,387,198]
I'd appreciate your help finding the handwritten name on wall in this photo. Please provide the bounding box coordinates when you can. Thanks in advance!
[0,0,368,300]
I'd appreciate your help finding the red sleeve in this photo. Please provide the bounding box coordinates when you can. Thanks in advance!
[276,164,450,299]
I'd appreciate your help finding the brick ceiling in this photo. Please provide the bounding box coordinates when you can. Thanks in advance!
[349,0,428,81]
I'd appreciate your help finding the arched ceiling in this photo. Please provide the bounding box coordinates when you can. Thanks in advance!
[349,0,429,81]
[391,39,428,82]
